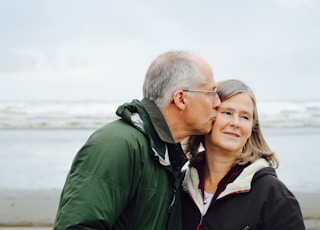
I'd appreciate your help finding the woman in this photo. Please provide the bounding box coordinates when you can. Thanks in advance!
[181,79,305,229]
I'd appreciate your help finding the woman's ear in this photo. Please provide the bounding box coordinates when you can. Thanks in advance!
[172,90,187,110]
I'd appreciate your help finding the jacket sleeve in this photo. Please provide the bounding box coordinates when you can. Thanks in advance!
[54,127,145,229]
[263,183,305,230]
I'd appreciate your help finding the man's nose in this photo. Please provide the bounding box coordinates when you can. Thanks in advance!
[212,96,221,109]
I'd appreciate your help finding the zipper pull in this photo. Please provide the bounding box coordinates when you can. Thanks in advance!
[196,216,203,230]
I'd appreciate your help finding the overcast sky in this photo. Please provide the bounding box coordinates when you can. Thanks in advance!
[1,0,319,103]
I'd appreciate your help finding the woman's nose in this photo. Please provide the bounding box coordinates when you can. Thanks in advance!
[230,116,240,128]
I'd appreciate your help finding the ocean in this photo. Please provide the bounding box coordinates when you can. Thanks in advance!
[1,100,320,129]
[0,100,320,194]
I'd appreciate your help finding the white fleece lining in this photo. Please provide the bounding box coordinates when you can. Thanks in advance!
[131,113,145,132]
[182,167,204,211]
[218,158,269,199]
[131,112,170,166]
[182,158,270,213]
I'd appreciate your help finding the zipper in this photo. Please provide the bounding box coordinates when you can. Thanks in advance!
[166,188,176,229]
[196,215,203,230]
[168,188,176,214]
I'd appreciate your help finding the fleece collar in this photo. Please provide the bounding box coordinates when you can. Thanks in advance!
[182,158,270,212]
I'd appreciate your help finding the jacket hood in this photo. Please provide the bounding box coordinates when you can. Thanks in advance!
[116,99,171,166]
[182,158,272,212]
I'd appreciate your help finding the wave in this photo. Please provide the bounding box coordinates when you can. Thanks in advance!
[0,101,119,129]
[1,100,320,128]
[258,101,320,127]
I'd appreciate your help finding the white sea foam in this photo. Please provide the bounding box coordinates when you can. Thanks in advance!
[258,101,320,127]
[1,100,320,128]
[0,101,119,129]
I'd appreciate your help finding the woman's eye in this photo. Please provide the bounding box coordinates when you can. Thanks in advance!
[240,115,249,120]
[222,111,231,116]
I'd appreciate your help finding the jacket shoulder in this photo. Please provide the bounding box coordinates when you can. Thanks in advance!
[71,119,150,176]
[92,118,146,140]
[252,168,305,228]
[252,167,293,196]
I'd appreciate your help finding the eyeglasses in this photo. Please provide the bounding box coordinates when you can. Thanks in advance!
[183,89,219,98]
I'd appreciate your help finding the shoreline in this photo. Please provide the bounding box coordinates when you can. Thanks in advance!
[0,189,60,227]
[0,189,319,229]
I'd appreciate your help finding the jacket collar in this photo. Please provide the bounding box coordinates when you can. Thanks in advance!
[141,99,187,170]
[141,98,175,144]
[219,159,269,198]
[182,158,270,212]
[116,99,186,169]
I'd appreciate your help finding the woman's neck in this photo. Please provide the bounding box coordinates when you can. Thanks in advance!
[204,152,236,194]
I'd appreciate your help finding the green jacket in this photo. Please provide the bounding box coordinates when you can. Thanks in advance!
[54,99,187,230]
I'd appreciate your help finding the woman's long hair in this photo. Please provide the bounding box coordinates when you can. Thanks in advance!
[186,79,278,168]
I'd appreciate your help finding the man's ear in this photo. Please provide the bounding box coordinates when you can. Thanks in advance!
[172,90,187,110]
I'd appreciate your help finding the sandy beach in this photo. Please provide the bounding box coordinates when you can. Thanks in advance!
[0,189,319,229]
[0,189,60,227]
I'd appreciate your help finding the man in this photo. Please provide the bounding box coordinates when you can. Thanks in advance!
[54,50,221,229]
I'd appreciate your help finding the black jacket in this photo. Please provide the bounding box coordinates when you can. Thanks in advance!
[181,159,305,230]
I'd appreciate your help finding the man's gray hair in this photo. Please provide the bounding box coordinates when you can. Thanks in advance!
[143,51,207,108]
